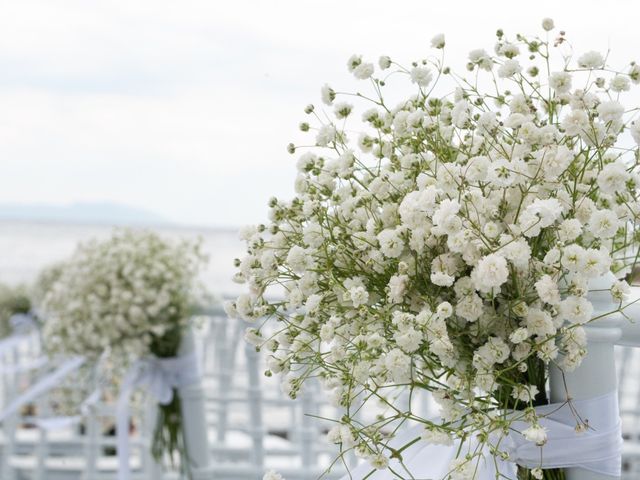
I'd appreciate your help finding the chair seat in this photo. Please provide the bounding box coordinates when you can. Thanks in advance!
[0,426,77,445]
[9,454,142,472]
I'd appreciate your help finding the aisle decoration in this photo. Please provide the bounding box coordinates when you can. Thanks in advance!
[230,19,640,480]
[42,229,206,475]
[0,283,33,338]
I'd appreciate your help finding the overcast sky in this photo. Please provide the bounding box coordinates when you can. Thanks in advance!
[1,0,639,228]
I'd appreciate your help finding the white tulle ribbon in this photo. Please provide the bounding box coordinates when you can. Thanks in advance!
[116,353,201,480]
[504,392,622,475]
[9,313,38,334]
[342,391,621,480]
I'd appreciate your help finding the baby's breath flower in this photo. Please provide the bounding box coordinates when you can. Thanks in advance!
[378,55,391,69]
[523,424,548,445]
[236,22,640,480]
[578,50,605,69]
[431,33,445,49]
[541,18,555,31]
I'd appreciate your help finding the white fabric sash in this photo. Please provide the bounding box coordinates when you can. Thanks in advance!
[116,353,201,480]
[342,391,621,480]
[9,313,37,333]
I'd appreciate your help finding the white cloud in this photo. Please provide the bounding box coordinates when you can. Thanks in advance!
[0,0,639,226]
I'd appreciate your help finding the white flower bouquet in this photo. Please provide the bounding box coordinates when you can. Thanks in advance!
[42,229,206,467]
[230,19,640,480]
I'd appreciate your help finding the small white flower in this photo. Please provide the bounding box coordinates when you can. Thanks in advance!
[558,218,582,243]
[263,470,284,480]
[431,271,455,287]
[346,54,362,72]
[410,67,433,87]
[320,84,335,105]
[597,162,630,194]
[286,245,313,273]
[471,254,509,293]
[597,100,624,124]
[561,109,589,136]
[588,209,620,239]
[535,275,561,305]
[522,424,547,445]
[316,124,336,146]
[448,458,474,479]
[498,59,522,78]
[377,228,405,258]
[378,55,391,69]
[549,71,572,93]
[610,74,630,92]
[334,102,353,119]
[526,308,555,337]
[577,51,605,69]
[421,427,452,445]
[511,384,539,402]
[388,274,409,303]
[431,33,445,49]
[437,301,453,319]
[509,328,530,344]
[319,324,334,343]
[542,18,555,31]
[369,452,389,470]
[611,280,630,302]
[244,328,263,346]
[455,293,484,322]
[629,63,640,83]
[394,327,422,353]
[348,286,369,307]
[384,348,412,383]
[353,62,374,80]
[559,296,593,324]
[468,49,493,70]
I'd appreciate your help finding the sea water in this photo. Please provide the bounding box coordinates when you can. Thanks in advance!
[0,221,246,298]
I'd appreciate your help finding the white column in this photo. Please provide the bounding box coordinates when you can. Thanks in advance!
[549,273,622,480]
[178,328,212,479]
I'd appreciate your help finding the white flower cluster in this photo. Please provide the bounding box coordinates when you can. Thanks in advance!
[42,229,205,365]
[233,20,639,479]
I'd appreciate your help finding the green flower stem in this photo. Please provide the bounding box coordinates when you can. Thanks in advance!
[151,389,186,470]
[513,358,566,480]
[149,323,189,476]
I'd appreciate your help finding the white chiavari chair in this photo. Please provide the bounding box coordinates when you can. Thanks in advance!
[617,346,640,477]
[0,339,162,480]
[197,305,346,479]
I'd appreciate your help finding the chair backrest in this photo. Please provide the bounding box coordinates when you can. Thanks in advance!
[197,304,346,479]
[617,345,640,476]
[1,331,43,480]
[0,332,163,480]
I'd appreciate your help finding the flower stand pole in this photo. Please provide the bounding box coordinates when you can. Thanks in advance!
[177,328,212,479]
[549,275,623,480]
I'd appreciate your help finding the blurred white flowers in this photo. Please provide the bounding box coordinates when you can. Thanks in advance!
[42,229,206,365]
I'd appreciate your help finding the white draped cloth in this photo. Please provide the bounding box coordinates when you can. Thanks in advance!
[343,392,622,479]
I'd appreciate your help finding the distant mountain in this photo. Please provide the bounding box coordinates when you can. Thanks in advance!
[0,202,171,226]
